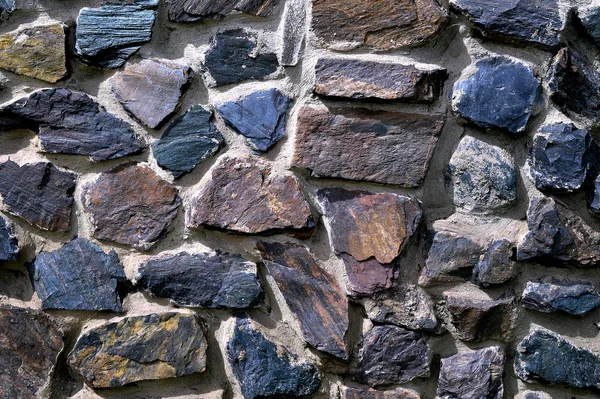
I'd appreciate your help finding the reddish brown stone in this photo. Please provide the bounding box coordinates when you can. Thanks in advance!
[341,254,397,297]
[341,386,420,399]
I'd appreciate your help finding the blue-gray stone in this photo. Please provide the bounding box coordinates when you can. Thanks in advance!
[217,89,291,153]
[579,5,600,47]
[522,280,600,316]
[168,0,278,22]
[589,174,600,216]
[452,56,543,133]
[472,239,515,287]
[0,215,18,262]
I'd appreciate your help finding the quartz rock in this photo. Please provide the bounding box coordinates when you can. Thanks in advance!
[341,386,420,399]
[473,239,516,286]
[0,214,18,262]
[522,280,600,316]
[279,0,306,66]
[167,0,279,22]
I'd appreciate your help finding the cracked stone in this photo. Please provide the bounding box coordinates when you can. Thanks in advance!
[0,214,18,262]
[522,280,600,316]
[167,0,279,21]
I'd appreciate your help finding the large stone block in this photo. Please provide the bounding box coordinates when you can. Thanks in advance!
[522,280,600,316]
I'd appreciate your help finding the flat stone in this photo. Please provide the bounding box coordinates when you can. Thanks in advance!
[258,241,349,359]
[473,239,516,286]
[437,346,504,399]
[312,0,447,51]
[522,280,600,316]
[167,0,278,21]
[0,214,18,262]
[111,58,193,129]
[0,305,64,399]
[315,59,446,102]
[138,251,263,308]
[217,89,291,152]
[227,318,321,399]
[341,253,397,297]
[187,157,314,235]
[279,0,306,66]
[0,161,76,232]
[68,312,207,388]
[452,56,543,133]
[589,174,600,216]
[292,106,444,186]
[81,163,181,250]
[579,5,600,48]
[341,386,420,399]
[30,238,127,312]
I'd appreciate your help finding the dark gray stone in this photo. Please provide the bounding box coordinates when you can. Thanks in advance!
[522,280,600,316]
[518,391,554,399]
[473,239,515,286]
[0,215,18,262]
[167,0,279,21]
[341,387,420,399]
[0,0,15,22]
[589,174,600,216]
[579,5,600,47]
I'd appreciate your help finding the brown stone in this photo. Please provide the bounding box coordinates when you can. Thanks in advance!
[341,386,420,399]
[292,106,444,186]
[341,254,397,297]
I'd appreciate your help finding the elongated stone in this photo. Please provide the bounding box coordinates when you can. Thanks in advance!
[167,0,278,21]
[341,387,420,399]
[341,253,396,297]
[0,214,18,262]
[279,0,306,66]
[473,239,516,286]
[589,174,600,216]
[522,280,600,316]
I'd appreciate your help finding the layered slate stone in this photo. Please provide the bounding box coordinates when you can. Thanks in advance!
[0,305,64,399]
[0,161,76,232]
[279,0,306,66]
[81,163,181,250]
[522,280,600,316]
[341,386,420,399]
[341,254,397,297]
[217,89,291,153]
[315,59,447,103]
[472,239,515,286]
[452,56,543,133]
[138,251,263,308]
[0,214,18,262]
[187,157,314,235]
[312,0,447,51]
[68,312,207,388]
[258,241,349,359]
[30,238,127,312]
[111,58,193,129]
[168,0,278,22]
[227,318,321,399]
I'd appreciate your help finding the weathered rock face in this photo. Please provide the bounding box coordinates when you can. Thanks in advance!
[279,0,306,66]
[0,305,64,399]
[579,5,600,47]
[0,214,18,262]
[522,280,600,316]
[452,56,543,133]
[187,157,314,235]
[589,174,600,216]
[31,238,128,312]
[341,386,420,399]
[341,254,397,297]
[227,318,321,399]
[0,161,76,232]
[81,163,181,250]
[69,312,207,388]
[314,59,446,103]
[517,391,554,399]
[292,106,444,186]
[473,239,515,286]
[167,0,278,22]
[258,241,349,359]
[138,251,263,309]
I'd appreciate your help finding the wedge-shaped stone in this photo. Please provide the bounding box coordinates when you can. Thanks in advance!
[341,387,420,399]
[522,280,600,316]
[167,0,278,21]
[0,214,18,262]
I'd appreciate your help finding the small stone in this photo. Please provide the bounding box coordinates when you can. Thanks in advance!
[138,251,263,309]
[292,106,444,186]
[341,386,420,399]
[217,89,291,153]
[452,56,543,133]
[30,238,128,312]
[588,174,600,216]
[167,0,278,22]
[341,253,397,297]
[315,59,447,102]
[81,163,181,250]
[579,5,600,47]
[437,346,504,399]
[516,391,554,399]
[258,241,349,359]
[522,280,600,316]
[0,214,18,262]
[227,318,321,399]
[279,0,306,66]
[473,239,516,286]
[111,58,193,129]
[0,161,76,232]
[68,312,207,388]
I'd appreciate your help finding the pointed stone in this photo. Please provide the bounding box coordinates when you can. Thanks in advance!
[279,0,306,66]
[341,253,397,297]
[341,387,420,399]
[522,280,600,316]
[473,239,516,286]
[167,0,279,21]
[0,214,18,262]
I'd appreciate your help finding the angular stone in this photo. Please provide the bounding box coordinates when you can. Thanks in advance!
[279,0,306,66]
[315,59,446,103]
[258,241,349,359]
[292,106,444,186]
[227,318,321,399]
[111,58,193,128]
[0,305,64,399]
[138,251,263,309]
[0,214,18,262]
[30,238,127,312]
[341,253,397,297]
[589,174,600,216]
[341,386,420,399]
[68,312,207,388]
[187,157,314,235]
[452,56,543,133]
[167,0,278,22]
[0,161,75,232]
[580,5,600,47]
[217,89,291,153]
[437,346,504,399]
[473,239,516,286]
[81,163,180,250]
[522,280,600,316]
[516,391,554,399]
[312,0,447,51]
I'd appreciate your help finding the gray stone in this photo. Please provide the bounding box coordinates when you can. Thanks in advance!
[341,387,420,399]
[516,391,554,399]
[0,0,15,22]
[588,174,600,216]
[167,0,279,22]
[473,239,516,286]
[579,5,600,48]
[522,280,600,316]
[0,214,18,262]
[279,0,306,66]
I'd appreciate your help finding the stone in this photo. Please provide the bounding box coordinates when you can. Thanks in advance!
[111,58,193,129]
[292,106,444,186]
[341,386,420,399]
[522,280,600,316]
[437,346,504,399]
[579,5,600,48]
[0,161,76,232]
[516,391,554,399]
[0,23,66,83]
[341,253,397,297]
[227,318,321,399]
[167,0,278,22]
[0,214,18,262]
[258,241,349,359]
[203,29,279,87]
[279,0,306,66]
[450,0,564,49]
[473,239,516,286]
[452,56,543,133]
[138,251,263,309]
[355,325,429,386]
[81,163,181,250]
[0,88,143,161]
[0,305,64,399]
[187,157,314,235]
[448,135,517,214]
[68,312,207,388]
[0,0,14,22]
[312,0,447,51]
[152,105,224,179]
[589,174,600,216]
[217,89,291,153]
[315,59,447,103]
[30,238,128,312]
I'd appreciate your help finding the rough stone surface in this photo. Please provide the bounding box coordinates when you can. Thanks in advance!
[517,391,554,399]
[341,386,420,399]
[580,5,600,47]
[452,56,543,133]
[167,0,278,22]
[293,106,444,186]
[340,253,396,297]
[279,0,306,66]
[81,163,181,250]
[0,214,18,262]
[0,0,14,21]
[589,174,600,216]
[522,280,600,316]
[473,239,516,286]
